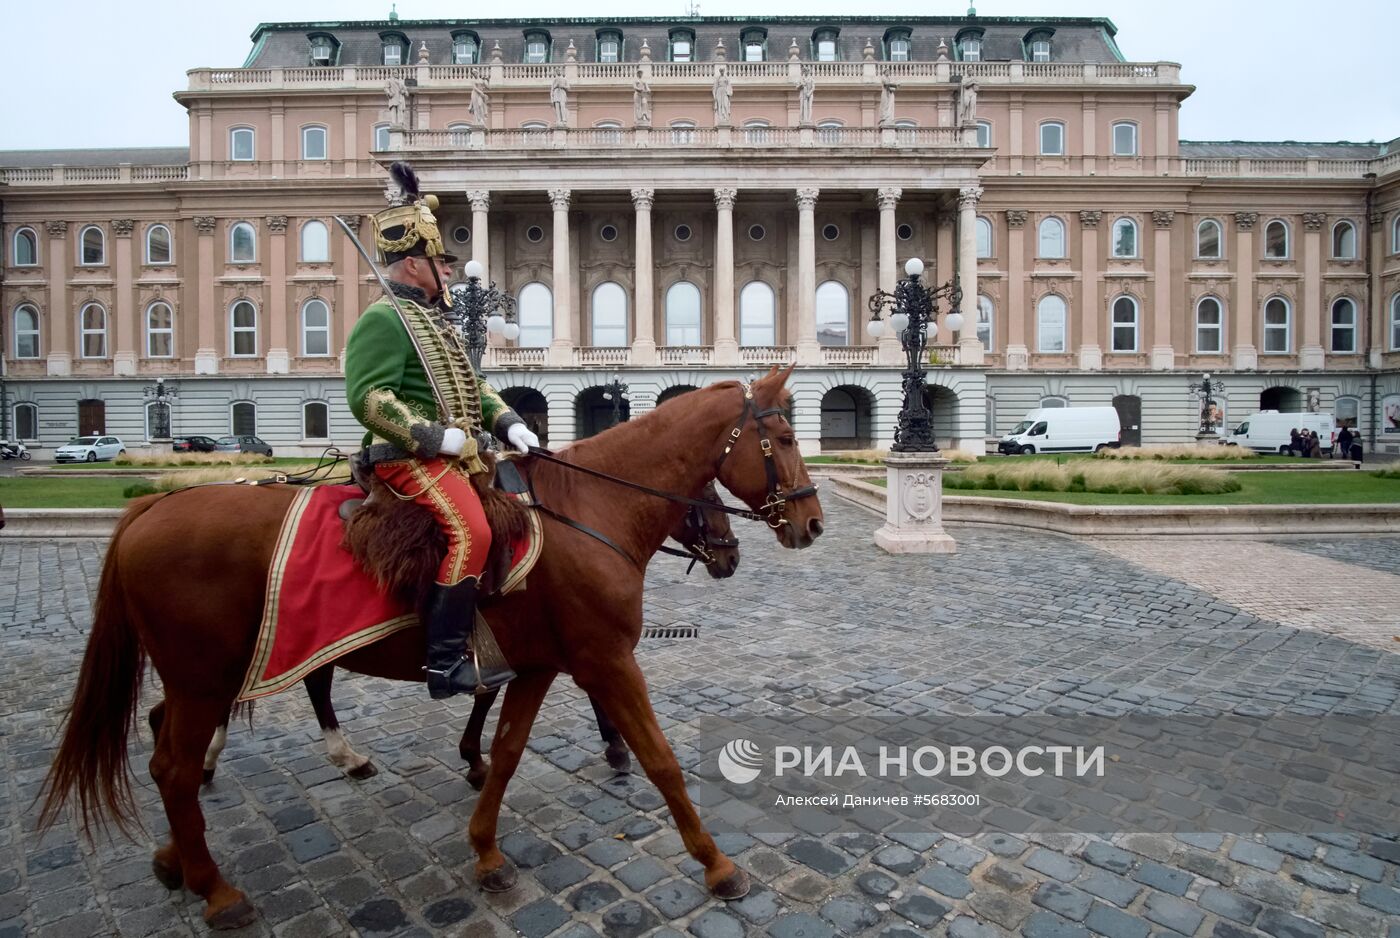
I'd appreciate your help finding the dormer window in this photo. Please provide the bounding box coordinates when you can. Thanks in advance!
[596,30,622,63]
[669,28,695,62]
[956,28,984,62]
[1031,40,1051,61]
[308,33,338,66]
[1024,28,1055,62]
[524,30,551,64]
[452,31,479,65]
[740,27,767,62]
[812,28,840,62]
[884,28,912,62]
[380,32,409,66]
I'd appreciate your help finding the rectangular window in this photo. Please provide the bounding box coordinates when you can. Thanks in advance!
[671,40,691,61]
[1032,40,1051,61]
[1195,300,1223,353]
[453,39,476,64]
[816,39,837,61]
[962,39,981,61]
[1040,123,1064,156]
[745,42,764,62]
[16,405,38,440]
[1263,304,1290,353]
[889,39,910,61]
[231,129,255,161]
[383,44,402,66]
[302,127,327,161]
[1112,123,1137,156]
[304,403,329,439]
[975,122,991,148]
[526,40,548,63]
[599,37,619,62]
[148,305,174,358]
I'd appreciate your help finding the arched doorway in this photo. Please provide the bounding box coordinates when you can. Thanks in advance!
[1112,394,1142,447]
[500,388,549,447]
[576,386,629,439]
[916,386,959,450]
[820,386,873,451]
[656,385,699,408]
[1260,386,1302,411]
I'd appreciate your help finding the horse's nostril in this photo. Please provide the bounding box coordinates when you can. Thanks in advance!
[808,518,825,539]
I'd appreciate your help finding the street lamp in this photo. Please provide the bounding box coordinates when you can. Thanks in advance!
[601,372,629,427]
[450,259,518,373]
[866,257,962,452]
[143,376,179,439]
[1192,372,1226,437]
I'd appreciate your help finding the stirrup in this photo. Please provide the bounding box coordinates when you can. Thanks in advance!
[425,655,515,699]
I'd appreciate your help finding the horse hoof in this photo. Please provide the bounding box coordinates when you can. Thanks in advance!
[152,856,183,890]
[605,747,632,774]
[202,768,216,785]
[710,867,750,900]
[466,767,489,791]
[347,761,378,780]
[205,897,257,930]
[477,862,518,893]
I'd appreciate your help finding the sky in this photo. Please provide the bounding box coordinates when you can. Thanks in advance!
[4,0,1397,151]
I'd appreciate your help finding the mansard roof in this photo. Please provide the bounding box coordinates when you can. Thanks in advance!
[0,147,190,168]
[1178,141,1385,160]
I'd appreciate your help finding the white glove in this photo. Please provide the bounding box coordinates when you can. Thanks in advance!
[506,423,540,455]
[439,427,467,457]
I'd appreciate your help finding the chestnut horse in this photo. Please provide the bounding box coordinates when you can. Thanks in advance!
[40,369,821,930]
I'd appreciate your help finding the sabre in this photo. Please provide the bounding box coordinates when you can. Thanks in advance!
[334,213,455,424]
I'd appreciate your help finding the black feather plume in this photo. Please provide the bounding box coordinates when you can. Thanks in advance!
[388,161,420,200]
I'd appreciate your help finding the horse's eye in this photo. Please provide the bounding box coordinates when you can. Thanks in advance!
[779,435,796,447]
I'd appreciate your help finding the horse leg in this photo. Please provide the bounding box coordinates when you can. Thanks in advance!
[468,671,555,891]
[302,666,377,780]
[459,687,500,791]
[582,657,749,899]
[590,694,632,774]
[202,717,229,785]
[148,694,256,930]
[145,700,184,891]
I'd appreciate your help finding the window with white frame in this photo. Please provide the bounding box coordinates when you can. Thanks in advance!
[894,119,917,146]
[1332,220,1356,259]
[817,120,843,145]
[309,34,335,65]
[145,224,172,264]
[516,283,553,347]
[1037,295,1066,352]
[79,302,107,358]
[302,126,327,161]
[304,401,330,439]
[146,400,171,440]
[381,36,405,65]
[301,298,331,356]
[452,32,479,64]
[230,300,258,356]
[1110,296,1139,352]
[591,281,628,346]
[14,402,38,440]
[1262,296,1290,353]
[985,394,997,436]
[665,281,702,345]
[1195,296,1223,353]
[885,29,911,61]
[669,29,695,62]
[146,302,174,358]
[959,36,982,61]
[79,225,105,265]
[1040,396,1069,408]
[229,222,256,262]
[12,227,37,266]
[447,122,472,145]
[14,304,40,358]
[1111,122,1137,156]
[813,28,839,61]
[1264,219,1289,258]
[1039,121,1065,156]
[741,29,767,62]
[975,216,993,258]
[373,123,390,151]
[230,127,255,161]
[524,31,550,63]
[740,281,775,345]
[1111,217,1138,258]
[976,294,994,351]
[1392,293,1400,351]
[596,30,621,63]
[672,120,698,145]
[975,120,992,148]
[815,281,849,346]
[300,220,329,262]
[1393,215,1400,254]
[1031,39,1051,61]
[1330,297,1356,353]
[1336,396,1360,430]
[1037,217,1065,258]
[1196,219,1222,258]
[231,401,257,436]
[594,120,623,144]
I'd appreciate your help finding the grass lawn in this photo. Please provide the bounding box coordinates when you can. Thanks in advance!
[0,477,140,508]
[867,471,1400,505]
[47,456,323,470]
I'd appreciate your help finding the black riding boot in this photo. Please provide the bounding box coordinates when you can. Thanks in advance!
[423,579,516,699]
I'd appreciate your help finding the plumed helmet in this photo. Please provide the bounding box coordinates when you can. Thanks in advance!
[372,161,458,264]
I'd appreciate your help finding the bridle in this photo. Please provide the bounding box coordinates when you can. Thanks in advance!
[713,382,820,529]
[658,482,741,573]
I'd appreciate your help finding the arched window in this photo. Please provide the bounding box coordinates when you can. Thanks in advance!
[1111,122,1137,157]
[884,28,911,61]
[373,123,390,151]
[741,28,767,62]
[894,119,918,146]
[231,401,257,436]
[665,281,702,345]
[1037,295,1066,352]
[516,283,553,347]
[741,119,770,146]
[146,302,174,358]
[671,120,698,145]
[975,120,992,148]
[975,216,993,258]
[229,222,256,262]
[593,120,623,144]
[230,300,258,356]
[976,294,994,351]
[1331,221,1356,259]
[301,125,327,161]
[1110,296,1139,352]
[12,227,38,266]
[1392,293,1400,351]
[1039,121,1065,156]
[452,30,479,65]
[145,224,172,264]
[1111,217,1138,258]
[591,281,628,346]
[1330,297,1357,353]
[230,127,255,161]
[812,27,840,61]
[523,30,551,63]
[957,30,983,61]
[669,28,696,62]
[595,29,622,63]
[1195,296,1223,353]
[1040,396,1069,408]
[14,402,38,440]
[1196,219,1222,259]
[447,122,472,146]
[1336,396,1360,430]
[300,220,329,263]
[1264,219,1289,259]
[381,33,407,65]
[79,225,105,265]
[815,281,849,346]
[13,305,40,359]
[301,298,331,356]
[146,400,171,440]
[1262,296,1291,353]
[816,120,844,146]
[79,302,108,358]
[1037,217,1065,259]
[739,281,776,346]
[1393,215,1400,255]
[303,401,330,439]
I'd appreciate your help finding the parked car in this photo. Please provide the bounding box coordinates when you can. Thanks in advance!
[172,435,220,453]
[215,435,274,457]
[55,435,126,463]
[1228,411,1335,455]
[998,406,1121,455]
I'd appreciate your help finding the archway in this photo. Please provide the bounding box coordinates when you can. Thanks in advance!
[820,385,873,451]
[500,387,549,447]
[1260,386,1302,412]
[575,386,630,439]
[917,385,960,451]
[656,384,699,408]
[1112,395,1142,447]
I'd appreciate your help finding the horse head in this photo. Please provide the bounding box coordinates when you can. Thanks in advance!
[675,480,740,579]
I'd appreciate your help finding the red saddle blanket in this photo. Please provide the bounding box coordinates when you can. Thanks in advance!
[238,483,541,701]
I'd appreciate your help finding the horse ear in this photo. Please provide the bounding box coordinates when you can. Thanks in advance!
[765,365,779,379]
[777,362,796,385]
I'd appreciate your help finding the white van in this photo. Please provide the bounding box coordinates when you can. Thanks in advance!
[1228,411,1335,455]
[998,406,1122,455]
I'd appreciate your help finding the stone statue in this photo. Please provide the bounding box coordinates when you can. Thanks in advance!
[468,78,490,127]
[550,72,570,127]
[384,76,410,128]
[957,79,979,126]
[633,68,652,126]
[796,65,815,125]
[712,67,733,126]
[879,70,898,126]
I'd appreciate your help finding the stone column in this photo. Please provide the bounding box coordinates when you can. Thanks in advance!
[338,213,361,364]
[547,189,574,367]
[876,187,903,365]
[44,222,71,375]
[266,216,290,374]
[795,187,821,365]
[1005,210,1029,370]
[1150,210,1175,370]
[468,190,491,271]
[1369,210,1386,369]
[713,187,739,365]
[193,216,219,374]
[1078,210,1103,370]
[112,219,137,376]
[1300,212,1326,370]
[933,211,956,345]
[874,452,956,554]
[956,186,984,365]
[1232,212,1258,370]
[630,188,657,365]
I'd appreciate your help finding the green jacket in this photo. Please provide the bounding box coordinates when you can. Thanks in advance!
[345,287,520,467]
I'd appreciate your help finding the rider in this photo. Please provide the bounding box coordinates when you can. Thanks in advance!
[344,162,538,699]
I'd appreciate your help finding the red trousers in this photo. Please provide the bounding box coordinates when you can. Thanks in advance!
[373,457,492,586]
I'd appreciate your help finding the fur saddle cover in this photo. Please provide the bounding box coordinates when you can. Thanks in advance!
[341,450,532,615]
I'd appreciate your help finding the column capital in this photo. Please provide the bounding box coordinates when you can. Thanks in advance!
[713,187,737,211]
[795,187,820,211]
[1233,211,1258,231]
[1369,211,1385,227]
[1078,210,1102,228]
[1151,210,1175,229]
[1301,212,1326,231]
[1004,210,1027,229]
[45,220,68,237]
[630,187,655,211]
[468,190,491,212]
[957,185,983,208]
[876,187,902,211]
[193,216,217,234]
[112,219,135,237]
[548,189,571,211]
[266,215,289,233]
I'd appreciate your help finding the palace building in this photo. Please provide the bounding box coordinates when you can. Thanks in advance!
[3,14,1399,455]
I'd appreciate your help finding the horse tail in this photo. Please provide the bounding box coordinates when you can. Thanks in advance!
[38,494,163,839]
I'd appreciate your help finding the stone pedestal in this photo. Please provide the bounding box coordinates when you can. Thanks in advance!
[1194,431,1221,445]
[874,451,957,554]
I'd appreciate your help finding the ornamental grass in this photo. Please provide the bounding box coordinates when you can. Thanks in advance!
[115,451,274,467]
[945,461,1241,495]
[1093,444,1256,461]
[149,466,351,492]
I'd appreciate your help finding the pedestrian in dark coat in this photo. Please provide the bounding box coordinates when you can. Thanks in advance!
[1289,428,1302,456]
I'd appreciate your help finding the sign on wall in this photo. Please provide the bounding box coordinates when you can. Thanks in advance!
[1383,395,1400,436]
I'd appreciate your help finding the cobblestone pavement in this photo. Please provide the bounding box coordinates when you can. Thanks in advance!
[2,500,1399,938]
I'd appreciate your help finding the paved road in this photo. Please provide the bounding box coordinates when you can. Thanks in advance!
[1,498,1398,937]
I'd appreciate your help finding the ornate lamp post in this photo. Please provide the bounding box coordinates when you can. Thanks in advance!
[142,376,178,440]
[602,373,629,426]
[1191,372,1226,440]
[450,259,518,373]
[865,257,962,452]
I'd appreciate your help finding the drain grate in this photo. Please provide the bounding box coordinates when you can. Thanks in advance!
[641,625,700,640]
